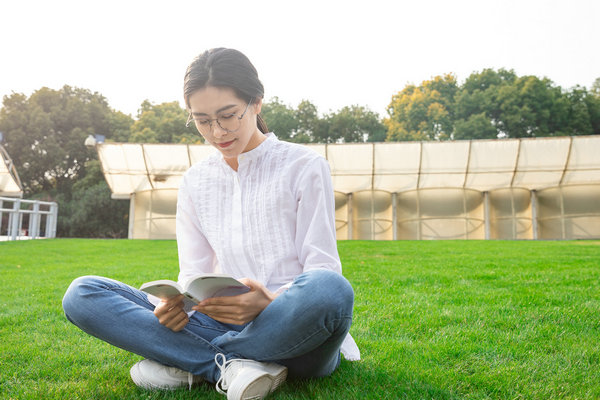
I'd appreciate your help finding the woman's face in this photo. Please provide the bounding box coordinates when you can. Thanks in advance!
[188,86,264,169]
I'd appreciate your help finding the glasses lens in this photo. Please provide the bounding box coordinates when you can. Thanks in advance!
[217,115,241,133]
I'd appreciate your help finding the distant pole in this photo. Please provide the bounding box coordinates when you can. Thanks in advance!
[531,190,538,240]
[347,193,353,240]
[0,199,3,234]
[392,193,397,240]
[9,199,20,240]
[46,203,58,239]
[484,191,490,240]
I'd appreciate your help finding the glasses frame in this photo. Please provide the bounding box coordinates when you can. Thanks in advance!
[186,98,254,133]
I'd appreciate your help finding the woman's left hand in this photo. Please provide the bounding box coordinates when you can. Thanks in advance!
[192,278,276,325]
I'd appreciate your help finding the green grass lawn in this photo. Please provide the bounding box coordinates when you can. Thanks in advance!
[1,239,599,399]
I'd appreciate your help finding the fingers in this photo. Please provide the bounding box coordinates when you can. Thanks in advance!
[191,284,274,325]
[194,298,256,325]
[155,295,185,312]
[164,310,189,332]
[238,277,255,288]
[153,295,189,332]
[205,315,247,325]
[201,309,250,325]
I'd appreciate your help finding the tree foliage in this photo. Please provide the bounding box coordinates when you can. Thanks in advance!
[319,106,387,143]
[0,85,132,194]
[387,69,600,141]
[260,97,298,141]
[261,98,385,143]
[130,100,200,144]
[55,160,129,238]
[385,74,458,141]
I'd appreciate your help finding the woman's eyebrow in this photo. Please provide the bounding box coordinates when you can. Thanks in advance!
[192,104,238,116]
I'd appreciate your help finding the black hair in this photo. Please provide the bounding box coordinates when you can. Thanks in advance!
[183,48,268,133]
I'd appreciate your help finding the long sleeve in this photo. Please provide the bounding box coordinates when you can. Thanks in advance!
[294,157,342,274]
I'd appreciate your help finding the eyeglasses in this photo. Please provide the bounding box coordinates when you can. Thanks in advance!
[186,99,253,135]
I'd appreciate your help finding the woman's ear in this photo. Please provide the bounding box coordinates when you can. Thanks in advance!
[253,98,262,115]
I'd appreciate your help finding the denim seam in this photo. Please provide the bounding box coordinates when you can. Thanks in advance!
[185,320,232,335]
[261,316,352,360]
[107,285,153,307]
[180,329,225,354]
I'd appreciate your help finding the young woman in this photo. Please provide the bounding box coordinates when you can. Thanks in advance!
[62,48,359,400]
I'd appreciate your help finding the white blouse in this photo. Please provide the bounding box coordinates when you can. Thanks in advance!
[175,133,360,361]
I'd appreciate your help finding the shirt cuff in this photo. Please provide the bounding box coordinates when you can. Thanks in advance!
[274,281,294,296]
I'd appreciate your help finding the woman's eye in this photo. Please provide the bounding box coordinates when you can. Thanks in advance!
[220,113,236,120]
[196,119,210,125]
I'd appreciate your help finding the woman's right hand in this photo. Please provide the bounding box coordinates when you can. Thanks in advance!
[153,294,189,332]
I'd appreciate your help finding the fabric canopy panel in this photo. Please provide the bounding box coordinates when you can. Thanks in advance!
[98,143,197,198]
[536,184,600,240]
[396,188,485,240]
[130,189,178,239]
[0,145,22,197]
[488,188,533,240]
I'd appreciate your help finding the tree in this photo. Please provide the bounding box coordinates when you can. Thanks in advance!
[260,97,298,141]
[453,69,600,139]
[454,68,517,139]
[0,85,130,194]
[293,100,319,143]
[56,160,129,238]
[262,98,384,143]
[563,86,594,136]
[109,110,135,142]
[454,112,498,140]
[130,100,199,144]
[497,75,569,137]
[324,106,386,143]
[583,78,600,135]
[385,74,458,141]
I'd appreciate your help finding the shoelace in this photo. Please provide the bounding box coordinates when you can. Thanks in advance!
[187,371,194,390]
[215,353,244,395]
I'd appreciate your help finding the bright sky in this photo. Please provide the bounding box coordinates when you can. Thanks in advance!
[1,0,598,118]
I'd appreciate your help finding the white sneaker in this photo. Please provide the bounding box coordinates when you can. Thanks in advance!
[215,353,287,400]
[130,359,202,390]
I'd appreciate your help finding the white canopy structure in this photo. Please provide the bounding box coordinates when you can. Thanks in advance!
[97,136,600,240]
[0,145,22,197]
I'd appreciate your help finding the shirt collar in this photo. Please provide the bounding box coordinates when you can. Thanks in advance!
[219,132,277,167]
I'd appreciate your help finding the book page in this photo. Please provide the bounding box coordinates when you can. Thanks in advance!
[140,280,198,311]
[140,280,183,299]
[185,275,249,301]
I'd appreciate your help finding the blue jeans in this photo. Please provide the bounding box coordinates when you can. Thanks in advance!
[62,269,353,383]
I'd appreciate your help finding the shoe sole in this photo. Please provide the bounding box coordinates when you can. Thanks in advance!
[228,364,288,400]
[130,363,198,390]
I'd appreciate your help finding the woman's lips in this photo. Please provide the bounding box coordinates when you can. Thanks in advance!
[217,140,235,148]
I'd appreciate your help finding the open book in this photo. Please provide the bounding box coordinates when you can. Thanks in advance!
[140,273,250,312]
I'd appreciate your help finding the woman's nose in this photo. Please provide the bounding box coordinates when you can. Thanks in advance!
[212,123,228,138]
